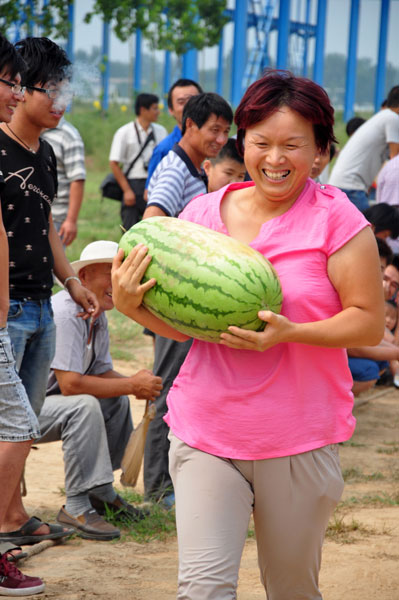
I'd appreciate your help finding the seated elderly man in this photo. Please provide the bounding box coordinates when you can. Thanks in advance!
[38,241,162,541]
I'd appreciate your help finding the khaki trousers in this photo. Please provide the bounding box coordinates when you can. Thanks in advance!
[169,434,344,600]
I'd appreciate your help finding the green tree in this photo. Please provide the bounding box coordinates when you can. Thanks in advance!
[0,0,229,55]
[0,0,69,39]
[86,0,228,54]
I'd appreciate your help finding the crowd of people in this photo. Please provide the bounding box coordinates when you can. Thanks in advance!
[0,30,398,599]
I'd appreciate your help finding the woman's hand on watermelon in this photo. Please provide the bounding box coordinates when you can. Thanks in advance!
[112,245,156,313]
[220,310,293,351]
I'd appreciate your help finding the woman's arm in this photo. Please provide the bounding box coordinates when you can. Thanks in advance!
[221,227,385,351]
[111,246,190,342]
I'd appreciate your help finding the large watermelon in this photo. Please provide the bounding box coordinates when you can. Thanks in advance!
[119,217,282,343]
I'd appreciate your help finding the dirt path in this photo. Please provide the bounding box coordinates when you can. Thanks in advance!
[21,369,399,599]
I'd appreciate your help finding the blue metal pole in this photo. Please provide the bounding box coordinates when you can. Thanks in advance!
[276,0,291,69]
[66,2,74,63]
[134,29,142,94]
[231,0,248,107]
[313,0,327,85]
[344,0,360,122]
[374,0,390,112]
[182,49,198,81]
[26,0,34,36]
[217,29,224,96]
[302,0,311,76]
[163,51,171,108]
[101,21,110,111]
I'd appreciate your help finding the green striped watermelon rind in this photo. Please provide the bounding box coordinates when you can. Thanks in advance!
[119,217,283,343]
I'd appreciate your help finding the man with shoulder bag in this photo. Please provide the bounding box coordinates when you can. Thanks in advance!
[108,93,167,230]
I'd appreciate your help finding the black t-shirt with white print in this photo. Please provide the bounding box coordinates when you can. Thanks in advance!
[0,130,57,300]
[0,157,4,192]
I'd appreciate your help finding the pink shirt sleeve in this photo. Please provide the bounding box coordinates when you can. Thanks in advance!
[322,186,370,256]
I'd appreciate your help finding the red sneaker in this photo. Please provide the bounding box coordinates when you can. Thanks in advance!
[0,553,45,596]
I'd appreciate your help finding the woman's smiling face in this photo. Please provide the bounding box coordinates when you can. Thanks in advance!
[244,106,319,209]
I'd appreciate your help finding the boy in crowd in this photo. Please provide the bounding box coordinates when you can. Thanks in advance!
[0,33,46,597]
[202,138,246,192]
[109,93,167,230]
[0,36,98,551]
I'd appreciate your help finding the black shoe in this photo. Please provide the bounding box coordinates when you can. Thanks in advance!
[88,494,147,522]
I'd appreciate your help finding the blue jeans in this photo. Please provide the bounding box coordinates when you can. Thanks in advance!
[340,189,369,212]
[0,327,41,441]
[7,299,56,416]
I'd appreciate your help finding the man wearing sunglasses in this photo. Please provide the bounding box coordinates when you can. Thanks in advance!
[0,36,99,553]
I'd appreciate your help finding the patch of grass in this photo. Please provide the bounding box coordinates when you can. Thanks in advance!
[342,467,363,481]
[326,513,375,544]
[100,489,177,543]
[107,307,147,361]
[68,103,175,172]
[342,467,385,482]
[340,491,399,507]
[376,443,399,455]
[340,440,366,448]
[390,468,399,482]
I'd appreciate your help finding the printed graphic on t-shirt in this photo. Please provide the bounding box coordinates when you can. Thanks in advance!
[0,131,57,300]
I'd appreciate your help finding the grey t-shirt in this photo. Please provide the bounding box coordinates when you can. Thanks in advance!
[46,290,112,396]
[329,109,399,192]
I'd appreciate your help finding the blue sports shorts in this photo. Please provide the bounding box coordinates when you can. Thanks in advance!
[348,357,389,382]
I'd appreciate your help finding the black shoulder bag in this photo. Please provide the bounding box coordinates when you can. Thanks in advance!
[100,125,155,201]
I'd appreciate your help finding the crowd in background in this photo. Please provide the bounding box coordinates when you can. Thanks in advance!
[0,30,398,598]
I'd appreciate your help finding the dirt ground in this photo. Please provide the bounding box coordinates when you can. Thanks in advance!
[20,346,399,599]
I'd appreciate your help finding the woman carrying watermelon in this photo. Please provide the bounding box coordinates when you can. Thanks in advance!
[112,71,384,600]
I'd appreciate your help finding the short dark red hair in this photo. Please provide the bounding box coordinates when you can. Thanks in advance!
[235,70,337,155]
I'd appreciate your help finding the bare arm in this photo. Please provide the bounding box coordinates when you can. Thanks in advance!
[59,179,84,246]
[0,204,9,327]
[221,227,385,351]
[348,341,399,361]
[112,246,189,341]
[49,214,100,319]
[143,205,168,219]
[54,367,162,402]
[388,142,399,159]
[109,160,135,206]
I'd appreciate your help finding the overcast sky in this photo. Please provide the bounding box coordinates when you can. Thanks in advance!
[73,0,399,69]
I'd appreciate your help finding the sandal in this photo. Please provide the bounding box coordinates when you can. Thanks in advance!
[0,516,73,545]
[0,542,28,562]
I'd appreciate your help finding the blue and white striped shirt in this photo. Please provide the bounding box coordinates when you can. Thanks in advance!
[147,144,207,217]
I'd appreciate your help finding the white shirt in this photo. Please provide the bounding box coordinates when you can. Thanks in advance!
[329,109,399,192]
[109,119,167,180]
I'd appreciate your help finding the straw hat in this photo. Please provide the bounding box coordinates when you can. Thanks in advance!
[70,240,119,274]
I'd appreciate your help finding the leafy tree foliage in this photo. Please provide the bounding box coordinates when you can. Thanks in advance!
[85,0,229,54]
[0,0,229,55]
[0,0,69,39]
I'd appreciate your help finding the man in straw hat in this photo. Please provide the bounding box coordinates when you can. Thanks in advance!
[37,240,162,541]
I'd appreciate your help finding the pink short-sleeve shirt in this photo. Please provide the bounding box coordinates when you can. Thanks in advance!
[164,179,369,460]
